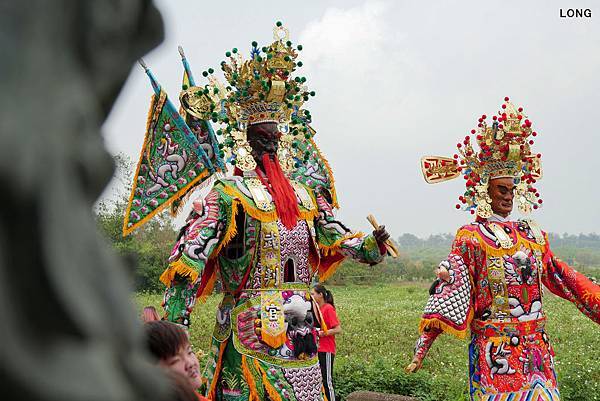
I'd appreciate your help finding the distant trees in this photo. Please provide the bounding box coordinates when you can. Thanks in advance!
[95,154,177,292]
[399,231,600,251]
[547,232,600,248]
[391,231,600,282]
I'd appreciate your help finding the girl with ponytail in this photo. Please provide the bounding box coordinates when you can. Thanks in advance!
[311,284,341,401]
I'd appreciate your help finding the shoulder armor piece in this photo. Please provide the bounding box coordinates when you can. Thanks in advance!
[520,218,546,246]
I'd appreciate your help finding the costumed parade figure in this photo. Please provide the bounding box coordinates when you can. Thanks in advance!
[124,23,390,401]
[406,98,600,401]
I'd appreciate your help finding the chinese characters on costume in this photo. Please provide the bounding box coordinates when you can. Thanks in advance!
[124,23,387,401]
[411,99,600,401]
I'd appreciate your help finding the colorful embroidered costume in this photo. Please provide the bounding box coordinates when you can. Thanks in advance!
[414,99,600,401]
[125,23,385,401]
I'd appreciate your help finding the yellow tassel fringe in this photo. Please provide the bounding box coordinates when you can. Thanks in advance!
[221,185,278,222]
[196,269,217,303]
[242,356,260,401]
[159,258,199,286]
[318,232,365,256]
[260,330,288,350]
[418,307,474,340]
[456,229,546,257]
[220,182,320,224]
[254,359,283,401]
[213,199,240,255]
[207,341,227,400]
[318,258,346,283]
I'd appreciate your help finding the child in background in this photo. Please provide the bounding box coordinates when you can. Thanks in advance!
[141,305,161,323]
[144,320,207,400]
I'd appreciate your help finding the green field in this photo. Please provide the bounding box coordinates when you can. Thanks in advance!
[136,284,599,401]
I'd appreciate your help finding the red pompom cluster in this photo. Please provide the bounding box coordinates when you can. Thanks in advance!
[454,97,543,212]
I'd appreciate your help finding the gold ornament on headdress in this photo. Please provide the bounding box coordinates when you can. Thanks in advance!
[219,25,307,128]
[420,97,544,218]
[230,131,257,172]
[277,131,296,173]
[176,47,226,122]
[173,22,319,175]
[214,22,315,171]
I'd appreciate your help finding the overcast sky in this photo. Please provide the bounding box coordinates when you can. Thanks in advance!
[103,0,600,238]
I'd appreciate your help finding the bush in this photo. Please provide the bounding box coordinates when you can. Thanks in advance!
[335,359,439,401]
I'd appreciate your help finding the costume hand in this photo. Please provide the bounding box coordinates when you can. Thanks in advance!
[373,226,390,244]
[405,356,423,373]
[435,265,450,282]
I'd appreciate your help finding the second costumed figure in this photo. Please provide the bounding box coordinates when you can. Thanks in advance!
[409,99,600,401]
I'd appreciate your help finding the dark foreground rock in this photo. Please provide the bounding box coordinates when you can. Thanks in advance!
[0,2,169,400]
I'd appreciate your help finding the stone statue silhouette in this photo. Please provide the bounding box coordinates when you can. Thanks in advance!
[0,1,172,400]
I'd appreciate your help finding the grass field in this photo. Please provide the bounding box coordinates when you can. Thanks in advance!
[136,284,599,401]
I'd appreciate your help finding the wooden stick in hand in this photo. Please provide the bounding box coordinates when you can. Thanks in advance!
[367,214,399,258]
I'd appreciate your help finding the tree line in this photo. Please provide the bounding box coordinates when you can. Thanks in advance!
[96,201,599,292]
[98,154,599,292]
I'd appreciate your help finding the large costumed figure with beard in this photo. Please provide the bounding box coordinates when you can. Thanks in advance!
[124,23,391,401]
[406,98,600,401]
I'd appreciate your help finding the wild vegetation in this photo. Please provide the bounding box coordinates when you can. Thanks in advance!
[136,285,600,401]
[104,155,599,400]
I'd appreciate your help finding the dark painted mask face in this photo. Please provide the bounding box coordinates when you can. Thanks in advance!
[246,122,281,162]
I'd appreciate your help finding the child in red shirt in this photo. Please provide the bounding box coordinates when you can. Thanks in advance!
[311,284,342,401]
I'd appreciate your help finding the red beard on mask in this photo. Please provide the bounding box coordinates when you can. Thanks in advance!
[257,153,300,229]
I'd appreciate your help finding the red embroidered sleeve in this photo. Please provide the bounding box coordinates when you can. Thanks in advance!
[413,327,442,362]
[542,245,600,324]
[418,234,476,339]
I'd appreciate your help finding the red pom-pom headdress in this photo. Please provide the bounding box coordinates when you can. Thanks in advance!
[420,98,543,218]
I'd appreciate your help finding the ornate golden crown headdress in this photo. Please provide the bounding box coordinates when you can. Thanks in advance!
[189,22,315,172]
[124,23,339,236]
[219,22,313,130]
[421,97,543,218]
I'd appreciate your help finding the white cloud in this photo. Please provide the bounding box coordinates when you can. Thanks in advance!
[300,1,389,76]
[103,0,600,237]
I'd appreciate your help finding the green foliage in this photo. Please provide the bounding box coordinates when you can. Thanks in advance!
[327,233,599,286]
[334,359,440,401]
[95,154,178,293]
[327,256,439,286]
[135,285,600,401]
